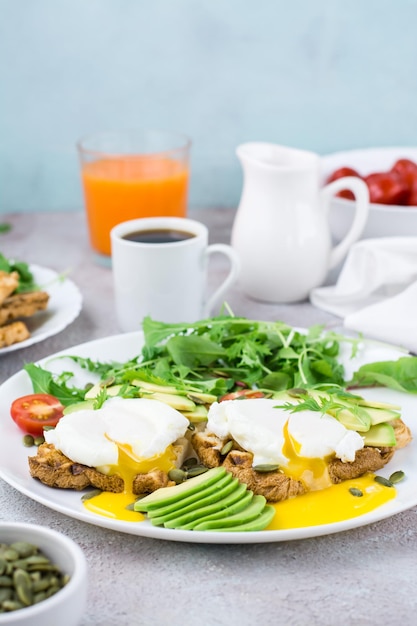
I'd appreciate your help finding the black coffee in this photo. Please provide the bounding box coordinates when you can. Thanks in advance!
[122,228,196,244]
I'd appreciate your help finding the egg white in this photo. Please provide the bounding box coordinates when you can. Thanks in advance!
[44,397,189,470]
[207,398,364,468]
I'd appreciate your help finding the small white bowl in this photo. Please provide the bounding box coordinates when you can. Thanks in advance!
[0,523,87,626]
[321,146,417,241]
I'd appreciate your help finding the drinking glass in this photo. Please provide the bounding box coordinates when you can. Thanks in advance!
[77,130,191,263]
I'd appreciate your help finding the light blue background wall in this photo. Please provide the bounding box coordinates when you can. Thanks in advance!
[1,0,417,212]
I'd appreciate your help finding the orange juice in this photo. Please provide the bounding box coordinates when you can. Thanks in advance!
[81,156,189,256]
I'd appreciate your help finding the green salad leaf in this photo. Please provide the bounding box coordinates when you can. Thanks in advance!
[348,356,417,393]
[22,314,417,407]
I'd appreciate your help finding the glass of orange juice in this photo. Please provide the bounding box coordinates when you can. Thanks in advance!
[77,130,191,263]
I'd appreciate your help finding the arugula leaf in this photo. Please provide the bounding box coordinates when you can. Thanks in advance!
[24,364,85,406]
[166,335,226,369]
[349,356,417,393]
[21,315,370,407]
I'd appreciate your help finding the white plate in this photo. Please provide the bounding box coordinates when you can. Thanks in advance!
[0,265,82,354]
[0,332,415,544]
[321,147,417,241]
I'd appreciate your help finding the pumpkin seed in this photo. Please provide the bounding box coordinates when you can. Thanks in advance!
[32,577,51,593]
[2,600,25,611]
[0,542,70,612]
[23,435,35,447]
[220,440,233,456]
[253,464,280,473]
[3,549,19,562]
[186,465,209,478]
[10,542,38,558]
[34,591,47,604]
[349,487,363,497]
[34,436,45,446]
[81,489,103,502]
[288,388,308,398]
[168,469,187,484]
[0,588,12,603]
[389,470,405,484]
[182,457,198,469]
[14,569,33,606]
[374,475,394,488]
[100,376,115,388]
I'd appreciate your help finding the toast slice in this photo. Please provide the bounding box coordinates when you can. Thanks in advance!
[0,321,30,347]
[0,270,19,305]
[0,291,49,326]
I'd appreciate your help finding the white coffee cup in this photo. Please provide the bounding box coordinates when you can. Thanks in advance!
[111,217,240,331]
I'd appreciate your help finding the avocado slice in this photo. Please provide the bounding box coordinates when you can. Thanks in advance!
[363,423,397,447]
[178,491,255,530]
[149,477,241,526]
[162,483,249,529]
[84,383,123,399]
[192,495,267,531]
[326,406,371,432]
[62,399,96,415]
[363,407,401,426]
[134,467,227,512]
[146,472,235,519]
[210,505,276,532]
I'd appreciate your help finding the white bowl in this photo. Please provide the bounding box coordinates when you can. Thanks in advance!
[0,523,87,626]
[321,147,417,241]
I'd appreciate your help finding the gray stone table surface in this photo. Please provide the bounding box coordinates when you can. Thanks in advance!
[0,209,416,626]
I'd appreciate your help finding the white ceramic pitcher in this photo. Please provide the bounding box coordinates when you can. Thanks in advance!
[231,143,370,303]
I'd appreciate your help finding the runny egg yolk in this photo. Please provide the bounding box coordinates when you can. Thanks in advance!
[83,442,177,522]
[266,473,396,530]
[269,422,396,529]
[282,419,332,492]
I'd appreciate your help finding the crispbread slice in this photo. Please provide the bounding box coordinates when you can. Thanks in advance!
[0,321,30,347]
[0,270,19,305]
[0,291,49,326]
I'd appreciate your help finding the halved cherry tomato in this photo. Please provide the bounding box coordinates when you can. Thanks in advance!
[219,389,265,402]
[325,166,362,199]
[364,172,409,205]
[10,393,64,436]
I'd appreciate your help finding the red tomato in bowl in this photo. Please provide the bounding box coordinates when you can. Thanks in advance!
[325,166,362,199]
[11,393,64,436]
[407,183,417,206]
[364,172,410,205]
[391,158,417,188]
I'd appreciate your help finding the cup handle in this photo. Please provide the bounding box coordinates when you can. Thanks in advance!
[202,244,241,317]
[321,176,370,269]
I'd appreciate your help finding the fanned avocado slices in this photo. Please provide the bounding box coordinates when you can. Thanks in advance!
[134,467,275,532]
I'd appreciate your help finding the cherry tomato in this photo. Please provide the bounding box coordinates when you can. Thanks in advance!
[391,159,417,188]
[364,172,409,205]
[219,389,265,402]
[325,167,362,199]
[10,393,64,436]
[407,182,417,206]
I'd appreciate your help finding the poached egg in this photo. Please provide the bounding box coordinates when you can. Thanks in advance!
[206,398,396,528]
[44,397,189,521]
[207,398,364,490]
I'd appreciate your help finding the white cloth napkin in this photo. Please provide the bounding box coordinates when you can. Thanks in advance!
[310,237,417,352]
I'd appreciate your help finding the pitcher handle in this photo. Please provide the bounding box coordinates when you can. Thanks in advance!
[202,244,241,317]
[321,176,369,269]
